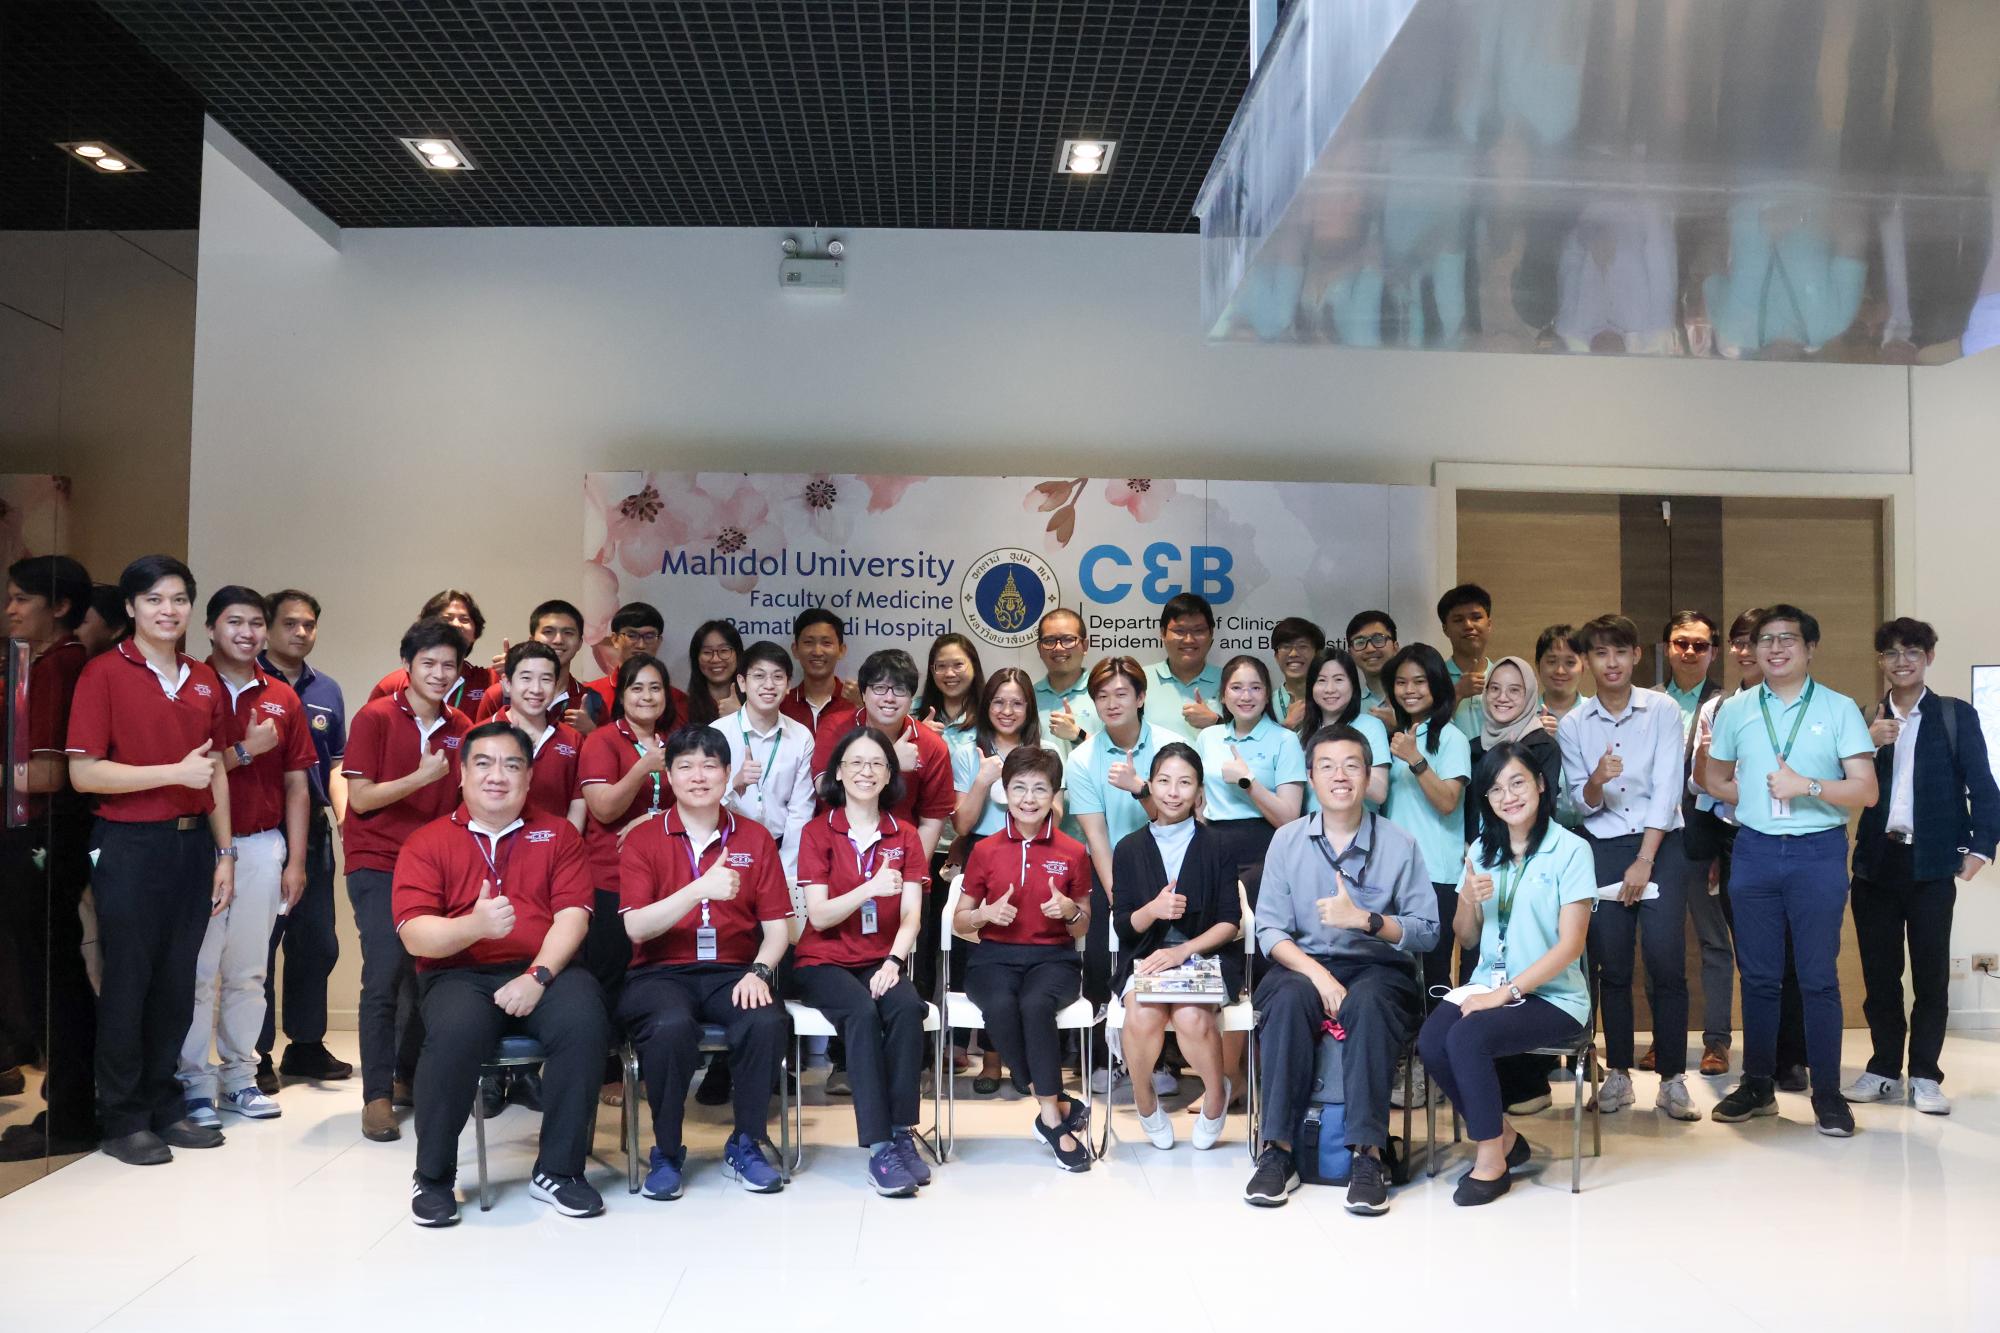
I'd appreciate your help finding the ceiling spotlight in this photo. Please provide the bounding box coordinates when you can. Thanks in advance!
[57,140,144,172]
[73,144,105,159]
[398,136,476,170]
[96,158,127,172]
[1056,138,1117,176]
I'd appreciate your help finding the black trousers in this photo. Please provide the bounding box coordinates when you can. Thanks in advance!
[1585,830,1691,1076]
[618,963,788,1152]
[1206,818,1277,904]
[1082,865,1114,1004]
[1714,823,1807,1071]
[413,965,607,1184]
[1256,958,1420,1153]
[792,961,927,1145]
[1419,882,1477,1009]
[258,809,338,1054]
[0,823,96,1137]
[964,944,1081,1098]
[92,819,213,1139]
[1852,843,1955,1084]
[346,868,424,1103]
[583,887,632,1028]
[1420,994,1583,1142]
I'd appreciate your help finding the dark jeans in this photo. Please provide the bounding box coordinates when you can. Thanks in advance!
[413,965,607,1184]
[1420,995,1583,1142]
[1420,882,1477,1010]
[1255,958,1419,1153]
[792,961,926,1145]
[618,962,788,1152]
[1731,827,1848,1094]
[1716,823,1806,1070]
[1586,830,1690,1076]
[346,868,424,1103]
[1852,844,1954,1084]
[92,819,213,1138]
[258,810,338,1054]
[964,944,1081,1098]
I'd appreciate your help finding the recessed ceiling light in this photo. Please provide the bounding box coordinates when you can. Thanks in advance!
[57,140,145,172]
[1056,138,1117,176]
[399,136,476,171]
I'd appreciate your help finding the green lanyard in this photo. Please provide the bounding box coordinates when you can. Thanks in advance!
[631,737,661,809]
[1757,680,1816,764]
[739,719,783,789]
[1493,856,1526,963]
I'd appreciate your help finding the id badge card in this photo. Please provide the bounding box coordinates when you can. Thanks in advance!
[1770,794,1792,821]
[860,898,880,935]
[695,926,719,961]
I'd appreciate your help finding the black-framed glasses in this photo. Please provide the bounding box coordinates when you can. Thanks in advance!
[1350,632,1393,650]
[1038,634,1081,649]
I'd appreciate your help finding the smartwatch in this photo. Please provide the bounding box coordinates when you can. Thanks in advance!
[1364,911,1384,936]
[1409,757,1430,777]
[1506,982,1524,1003]
[749,962,775,986]
[1235,776,1253,790]
[525,965,553,987]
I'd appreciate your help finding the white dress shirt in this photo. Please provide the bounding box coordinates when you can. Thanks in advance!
[722,710,817,881]
[1557,686,1686,837]
[1883,690,1925,838]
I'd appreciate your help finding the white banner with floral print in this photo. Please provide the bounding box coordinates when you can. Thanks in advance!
[583,472,1435,673]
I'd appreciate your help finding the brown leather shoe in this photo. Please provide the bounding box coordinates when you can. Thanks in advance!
[1637,1047,1657,1073]
[1700,1043,1729,1076]
[391,1079,415,1109]
[362,1098,401,1142]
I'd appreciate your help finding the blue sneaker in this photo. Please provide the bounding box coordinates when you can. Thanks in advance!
[867,1141,918,1198]
[642,1145,686,1201]
[721,1131,784,1193]
[183,1098,221,1130]
[222,1087,282,1120]
[891,1128,931,1187]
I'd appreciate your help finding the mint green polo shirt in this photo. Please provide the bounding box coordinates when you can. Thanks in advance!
[1142,659,1222,742]
[1706,678,1871,835]
[1064,721,1168,855]
[1383,719,1472,883]
[1467,823,1597,1026]
[1446,657,1489,738]
[1194,715,1307,821]
[1033,674,1099,745]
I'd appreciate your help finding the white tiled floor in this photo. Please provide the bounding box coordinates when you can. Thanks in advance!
[7,1030,2000,1330]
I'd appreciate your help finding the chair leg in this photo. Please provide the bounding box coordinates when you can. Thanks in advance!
[474,1071,493,1212]
[784,1034,803,1180]
[1080,1022,1098,1162]
[1243,1021,1260,1165]
[1423,1060,1438,1179]
[623,1044,642,1195]
[1571,1051,1586,1194]
[1589,1049,1603,1160]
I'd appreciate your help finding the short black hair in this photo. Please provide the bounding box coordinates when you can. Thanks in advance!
[400,616,466,665]
[1149,740,1205,784]
[1271,616,1326,654]
[664,723,732,769]
[204,584,266,627]
[265,588,321,621]
[420,588,485,640]
[1752,604,1820,646]
[8,556,93,630]
[611,653,676,726]
[89,583,129,636]
[1000,745,1063,790]
[1037,606,1084,635]
[1534,623,1580,661]
[739,640,794,679]
[1471,741,1555,870]
[529,599,583,635]
[1305,722,1374,770]
[1575,614,1641,653]
[815,725,907,810]
[792,607,845,641]
[1159,592,1215,634]
[1345,610,1397,642]
[857,648,920,698]
[1436,584,1491,624]
[1664,610,1720,647]
[1728,607,1768,644]
[118,554,196,608]
[504,640,562,678]
[611,601,665,635]
[463,719,533,764]
[1875,617,1937,655]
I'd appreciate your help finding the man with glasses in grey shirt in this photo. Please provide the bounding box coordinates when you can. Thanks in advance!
[1244,723,1438,1215]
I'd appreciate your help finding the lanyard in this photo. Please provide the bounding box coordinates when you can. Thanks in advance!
[1493,856,1526,959]
[681,819,729,926]
[739,719,784,789]
[846,820,883,880]
[1309,814,1373,888]
[1757,680,1816,764]
[629,731,661,809]
[469,824,518,896]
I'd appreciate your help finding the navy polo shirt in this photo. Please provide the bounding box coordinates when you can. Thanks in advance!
[260,651,347,808]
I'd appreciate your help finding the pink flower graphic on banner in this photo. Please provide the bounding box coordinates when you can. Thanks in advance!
[692,476,783,593]
[605,474,702,578]
[1105,477,1175,522]
[780,472,855,543]
[580,558,620,644]
[860,475,922,512]
[1022,477,1088,552]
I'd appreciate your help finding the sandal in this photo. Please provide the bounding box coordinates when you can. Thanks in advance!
[1031,1114,1092,1172]
[972,1076,1002,1095]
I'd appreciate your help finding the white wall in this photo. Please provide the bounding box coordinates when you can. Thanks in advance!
[189,136,2000,1024]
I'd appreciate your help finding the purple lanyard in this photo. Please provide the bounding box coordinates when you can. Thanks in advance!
[682,819,729,925]
[847,824,882,880]
[470,824,516,895]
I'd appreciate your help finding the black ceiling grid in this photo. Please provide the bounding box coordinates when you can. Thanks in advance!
[97,0,1251,231]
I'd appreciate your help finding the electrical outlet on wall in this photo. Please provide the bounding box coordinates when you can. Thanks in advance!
[1952,956,1971,979]
[1974,953,1999,975]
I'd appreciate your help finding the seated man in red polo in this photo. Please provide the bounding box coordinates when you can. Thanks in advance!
[393,720,607,1226]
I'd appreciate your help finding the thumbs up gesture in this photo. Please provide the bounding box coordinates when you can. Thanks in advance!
[733,752,764,793]
[869,866,905,899]
[1316,870,1369,931]
[1039,875,1072,920]
[698,864,742,902]
[1591,745,1624,785]
[893,733,921,772]
[1106,758,1143,795]
[1046,697,1082,742]
[1220,743,1251,787]
[976,751,1004,788]
[1182,688,1220,730]
[1151,880,1187,921]
[172,740,219,789]
[1767,757,1810,801]
[415,746,452,786]
[1462,854,1496,905]
[488,637,514,674]
[919,707,946,735]
[472,879,515,939]
[983,886,1018,928]
[244,717,281,758]
[1868,714,1903,749]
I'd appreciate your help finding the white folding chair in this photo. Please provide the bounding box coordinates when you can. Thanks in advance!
[1099,880,1259,1160]
[931,871,1101,1161]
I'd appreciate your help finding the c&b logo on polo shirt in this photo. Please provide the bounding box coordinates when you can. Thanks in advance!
[259,702,287,718]
[726,851,755,869]
[961,549,1060,650]
[525,829,555,843]
[1040,858,1069,876]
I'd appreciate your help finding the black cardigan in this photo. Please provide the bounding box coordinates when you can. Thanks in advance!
[1465,728,1563,844]
[1110,822,1247,1001]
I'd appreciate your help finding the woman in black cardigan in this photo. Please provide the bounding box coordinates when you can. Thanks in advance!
[1111,743,1246,1152]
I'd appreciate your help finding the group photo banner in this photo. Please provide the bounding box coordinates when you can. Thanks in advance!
[583,472,1437,676]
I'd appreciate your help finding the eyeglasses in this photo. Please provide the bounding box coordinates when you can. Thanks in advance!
[698,646,735,661]
[619,630,662,647]
[1349,633,1394,650]
[1163,624,1209,642]
[841,757,887,773]
[1668,639,1715,653]
[1729,638,1752,651]
[865,682,912,700]
[1878,648,1924,664]
[1755,632,1803,649]
[1037,634,1082,650]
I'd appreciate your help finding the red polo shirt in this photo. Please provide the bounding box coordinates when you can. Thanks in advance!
[781,678,860,748]
[368,663,495,718]
[473,675,582,724]
[811,715,956,827]
[490,707,583,821]
[392,805,592,973]
[794,809,930,968]
[340,693,472,872]
[210,662,319,837]
[957,818,1091,947]
[576,719,663,889]
[25,637,88,817]
[618,807,790,968]
[65,641,229,823]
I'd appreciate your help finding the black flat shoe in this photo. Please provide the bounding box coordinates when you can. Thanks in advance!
[1454,1170,1512,1206]
[100,1130,172,1166]
[158,1117,224,1150]
[1505,1133,1532,1171]
[972,1076,1001,1095]
[1031,1114,1092,1172]
[1058,1094,1091,1134]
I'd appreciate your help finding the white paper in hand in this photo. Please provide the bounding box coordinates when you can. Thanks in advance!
[1597,881,1661,901]
[1436,981,1498,1007]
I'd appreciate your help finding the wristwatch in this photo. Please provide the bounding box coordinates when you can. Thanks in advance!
[1506,982,1524,1003]
[1409,758,1430,777]
[215,844,238,861]
[525,965,553,987]
[1235,775,1253,790]
[749,962,775,986]
[1806,779,1824,798]
[233,742,251,769]
[1364,911,1384,936]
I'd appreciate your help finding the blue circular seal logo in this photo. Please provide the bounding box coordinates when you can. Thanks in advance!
[961,549,1060,650]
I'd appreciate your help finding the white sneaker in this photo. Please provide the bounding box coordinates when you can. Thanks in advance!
[1505,1091,1553,1116]
[1840,1072,1901,1104]
[1192,1081,1230,1151]
[1137,1105,1175,1150]
[1654,1074,1700,1121]
[1588,1069,1635,1113]
[1911,1077,1950,1115]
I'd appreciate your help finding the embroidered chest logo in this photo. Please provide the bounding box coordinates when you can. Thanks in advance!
[441,736,462,750]
[882,847,905,863]
[310,714,329,732]
[725,851,756,869]
[259,702,287,718]
[525,829,555,844]
[1040,859,1070,876]
[555,743,577,757]
[192,683,214,698]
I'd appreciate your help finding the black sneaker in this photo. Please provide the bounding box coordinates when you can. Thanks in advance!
[1813,1094,1856,1138]
[1031,1114,1092,1172]
[1777,1064,1810,1093]
[410,1174,459,1227]
[253,1054,280,1096]
[508,1069,543,1112]
[279,1042,353,1081]
[1243,1144,1299,1207]
[529,1170,605,1218]
[1345,1151,1390,1215]
[1712,1077,1779,1123]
